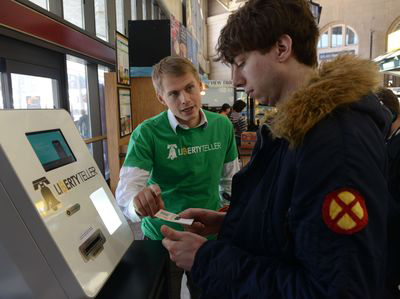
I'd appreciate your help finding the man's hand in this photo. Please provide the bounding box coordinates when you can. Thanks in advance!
[179,208,225,237]
[133,184,165,217]
[161,225,207,271]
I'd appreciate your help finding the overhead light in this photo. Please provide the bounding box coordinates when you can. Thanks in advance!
[309,1,322,24]
[216,0,247,12]
[200,91,206,95]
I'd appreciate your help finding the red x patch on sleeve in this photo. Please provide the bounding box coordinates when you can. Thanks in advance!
[322,188,368,234]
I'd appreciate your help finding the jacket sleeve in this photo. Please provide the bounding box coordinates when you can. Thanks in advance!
[115,166,149,222]
[192,115,388,299]
[219,119,240,204]
[115,123,154,221]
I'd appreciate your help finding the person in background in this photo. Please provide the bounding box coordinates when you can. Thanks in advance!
[115,56,239,299]
[377,88,400,140]
[160,0,391,298]
[229,100,248,148]
[376,87,400,297]
[218,103,231,116]
[77,109,90,139]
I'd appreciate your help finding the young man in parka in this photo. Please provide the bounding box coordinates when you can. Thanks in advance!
[161,0,392,298]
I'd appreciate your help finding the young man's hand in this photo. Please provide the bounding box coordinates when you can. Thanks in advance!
[133,184,165,217]
[161,225,207,271]
[179,208,225,236]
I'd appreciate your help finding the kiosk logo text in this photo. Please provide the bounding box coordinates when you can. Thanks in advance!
[53,167,98,195]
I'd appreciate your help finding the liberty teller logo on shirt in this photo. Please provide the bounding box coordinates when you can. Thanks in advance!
[167,144,178,160]
[167,143,222,160]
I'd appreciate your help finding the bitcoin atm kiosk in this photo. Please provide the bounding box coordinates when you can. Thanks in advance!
[0,109,134,298]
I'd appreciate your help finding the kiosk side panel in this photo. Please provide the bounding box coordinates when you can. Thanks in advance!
[0,145,83,298]
[0,181,67,299]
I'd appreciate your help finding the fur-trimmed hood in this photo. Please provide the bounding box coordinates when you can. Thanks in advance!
[269,55,383,147]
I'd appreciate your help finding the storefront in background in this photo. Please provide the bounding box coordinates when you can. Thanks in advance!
[374,29,400,90]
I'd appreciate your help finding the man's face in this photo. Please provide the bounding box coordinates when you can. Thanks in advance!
[158,72,202,128]
[231,49,284,106]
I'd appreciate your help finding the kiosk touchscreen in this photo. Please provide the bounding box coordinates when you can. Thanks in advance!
[0,110,133,298]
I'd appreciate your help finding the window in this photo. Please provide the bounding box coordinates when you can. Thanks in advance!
[318,31,329,48]
[317,24,359,62]
[131,0,137,20]
[318,25,359,49]
[98,65,110,179]
[0,74,3,109]
[143,0,150,20]
[11,74,58,109]
[346,27,358,46]
[95,0,108,41]
[66,56,91,139]
[63,0,84,29]
[116,0,124,34]
[97,66,108,136]
[202,86,234,107]
[29,0,48,10]
[331,26,343,48]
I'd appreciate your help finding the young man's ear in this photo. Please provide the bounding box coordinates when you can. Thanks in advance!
[275,34,293,63]
[157,94,167,106]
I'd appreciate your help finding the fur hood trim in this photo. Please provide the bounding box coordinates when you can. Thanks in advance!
[269,55,380,148]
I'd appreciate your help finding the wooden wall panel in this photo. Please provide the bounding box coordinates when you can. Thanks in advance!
[105,72,121,193]
[131,77,165,129]
[105,74,165,194]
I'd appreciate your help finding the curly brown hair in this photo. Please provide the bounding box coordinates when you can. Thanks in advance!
[216,0,319,67]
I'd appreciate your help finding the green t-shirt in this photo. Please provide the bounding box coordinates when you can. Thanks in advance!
[124,110,238,240]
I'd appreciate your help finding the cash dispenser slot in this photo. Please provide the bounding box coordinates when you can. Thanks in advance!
[79,229,106,261]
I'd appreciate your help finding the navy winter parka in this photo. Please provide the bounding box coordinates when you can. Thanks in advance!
[191,56,391,299]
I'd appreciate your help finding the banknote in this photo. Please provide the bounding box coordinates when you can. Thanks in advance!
[155,209,194,225]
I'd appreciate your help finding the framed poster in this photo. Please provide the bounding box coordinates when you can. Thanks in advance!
[118,88,132,137]
[170,15,180,56]
[116,32,130,85]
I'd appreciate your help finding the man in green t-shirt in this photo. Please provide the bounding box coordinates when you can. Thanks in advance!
[115,56,239,299]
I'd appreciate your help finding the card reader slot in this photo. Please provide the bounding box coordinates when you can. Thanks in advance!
[79,229,106,262]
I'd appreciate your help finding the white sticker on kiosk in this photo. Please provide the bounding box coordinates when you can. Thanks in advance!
[90,187,122,235]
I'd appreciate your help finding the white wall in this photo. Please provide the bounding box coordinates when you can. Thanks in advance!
[207,13,231,80]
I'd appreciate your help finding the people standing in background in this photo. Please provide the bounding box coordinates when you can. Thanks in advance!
[377,88,400,140]
[229,100,247,147]
[115,56,239,299]
[376,87,400,297]
[218,103,231,116]
[376,87,400,203]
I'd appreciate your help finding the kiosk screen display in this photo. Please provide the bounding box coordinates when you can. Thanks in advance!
[26,129,76,171]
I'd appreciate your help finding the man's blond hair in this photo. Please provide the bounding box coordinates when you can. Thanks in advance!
[152,56,200,95]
